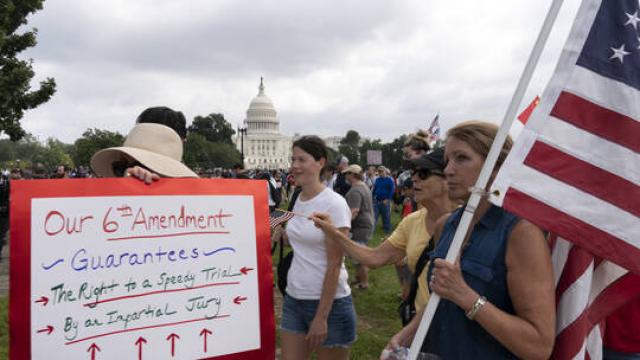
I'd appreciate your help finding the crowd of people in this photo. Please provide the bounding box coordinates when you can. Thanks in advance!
[1,105,637,360]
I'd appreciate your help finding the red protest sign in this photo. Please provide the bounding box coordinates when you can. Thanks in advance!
[10,178,275,360]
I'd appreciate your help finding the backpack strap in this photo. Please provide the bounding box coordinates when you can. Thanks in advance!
[406,236,435,309]
[278,187,301,261]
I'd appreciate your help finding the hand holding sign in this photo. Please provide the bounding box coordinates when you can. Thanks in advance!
[10,178,275,360]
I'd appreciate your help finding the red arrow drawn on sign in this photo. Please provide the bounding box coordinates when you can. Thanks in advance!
[240,266,254,275]
[135,337,147,360]
[199,328,213,353]
[37,325,54,335]
[35,296,49,306]
[87,343,100,360]
[166,333,180,357]
[233,296,247,305]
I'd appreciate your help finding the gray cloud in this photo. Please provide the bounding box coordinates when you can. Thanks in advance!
[16,0,581,144]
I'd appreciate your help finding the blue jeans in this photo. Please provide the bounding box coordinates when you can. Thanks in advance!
[374,200,391,234]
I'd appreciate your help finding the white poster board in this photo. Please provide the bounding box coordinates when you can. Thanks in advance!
[10,179,275,360]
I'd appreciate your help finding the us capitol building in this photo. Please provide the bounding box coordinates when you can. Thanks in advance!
[234,78,292,170]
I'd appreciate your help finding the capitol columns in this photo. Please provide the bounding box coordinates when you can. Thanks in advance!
[237,126,247,164]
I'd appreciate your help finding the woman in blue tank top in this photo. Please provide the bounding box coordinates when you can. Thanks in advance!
[385,121,556,359]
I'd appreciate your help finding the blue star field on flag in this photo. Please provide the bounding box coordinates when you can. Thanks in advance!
[577,0,640,90]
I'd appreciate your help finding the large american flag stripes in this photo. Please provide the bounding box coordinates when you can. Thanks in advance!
[490,0,640,358]
[491,0,640,274]
[551,236,640,359]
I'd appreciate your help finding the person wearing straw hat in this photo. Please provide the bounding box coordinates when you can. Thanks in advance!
[90,123,198,180]
[310,148,456,323]
[135,106,188,141]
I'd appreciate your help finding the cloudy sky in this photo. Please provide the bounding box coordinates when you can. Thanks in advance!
[18,0,581,144]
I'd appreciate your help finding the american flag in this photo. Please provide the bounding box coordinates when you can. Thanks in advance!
[427,114,440,142]
[491,0,640,358]
[269,209,295,229]
[550,235,640,358]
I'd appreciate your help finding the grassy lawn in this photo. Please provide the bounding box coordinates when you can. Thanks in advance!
[0,210,404,360]
[1,296,7,360]
[346,211,403,359]
[272,208,404,359]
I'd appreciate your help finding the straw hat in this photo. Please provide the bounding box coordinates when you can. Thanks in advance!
[341,164,363,174]
[90,123,197,178]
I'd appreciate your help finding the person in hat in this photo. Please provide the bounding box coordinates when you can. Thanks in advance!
[310,148,456,318]
[332,156,351,196]
[136,106,187,141]
[109,106,191,183]
[342,164,374,289]
[90,123,198,181]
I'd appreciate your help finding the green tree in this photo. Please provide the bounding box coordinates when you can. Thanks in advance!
[208,142,242,169]
[12,133,43,162]
[382,134,408,171]
[183,133,242,170]
[188,113,236,144]
[0,134,42,171]
[33,138,73,169]
[183,133,212,170]
[72,129,124,167]
[0,0,56,141]
[338,129,361,165]
[326,147,338,166]
[0,139,17,165]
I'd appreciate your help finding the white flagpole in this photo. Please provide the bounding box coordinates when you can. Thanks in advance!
[406,0,565,358]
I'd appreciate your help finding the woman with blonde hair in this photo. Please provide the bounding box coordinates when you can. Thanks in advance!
[385,121,555,359]
[403,129,431,159]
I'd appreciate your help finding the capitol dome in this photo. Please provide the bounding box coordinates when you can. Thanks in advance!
[235,78,292,170]
[245,77,279,134]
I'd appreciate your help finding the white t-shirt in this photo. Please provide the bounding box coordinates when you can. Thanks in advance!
[286,187,352,299]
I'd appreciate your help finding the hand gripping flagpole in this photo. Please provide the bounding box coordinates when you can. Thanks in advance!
[406,0,565,358]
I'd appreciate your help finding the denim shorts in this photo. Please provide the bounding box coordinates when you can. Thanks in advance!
[280,294,357,348]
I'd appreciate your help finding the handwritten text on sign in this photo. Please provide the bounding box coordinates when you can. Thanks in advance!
[31,195,260,359]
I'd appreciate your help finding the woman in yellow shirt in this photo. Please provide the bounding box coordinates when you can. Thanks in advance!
[311,147,456,313]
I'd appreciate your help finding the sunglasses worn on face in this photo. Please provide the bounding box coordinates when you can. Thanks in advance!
[112,160,144,177]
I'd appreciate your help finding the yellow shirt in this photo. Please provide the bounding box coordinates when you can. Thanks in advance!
[386,207,431,311]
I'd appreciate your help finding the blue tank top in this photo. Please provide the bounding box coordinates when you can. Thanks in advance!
[422,205,519,359]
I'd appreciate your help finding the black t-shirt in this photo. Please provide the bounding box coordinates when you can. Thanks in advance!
[333,172,351,196]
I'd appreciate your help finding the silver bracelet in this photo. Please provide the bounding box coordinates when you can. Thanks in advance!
[465,296,487,320]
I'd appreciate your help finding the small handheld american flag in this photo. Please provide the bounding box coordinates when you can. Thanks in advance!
[269,209,295,228]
